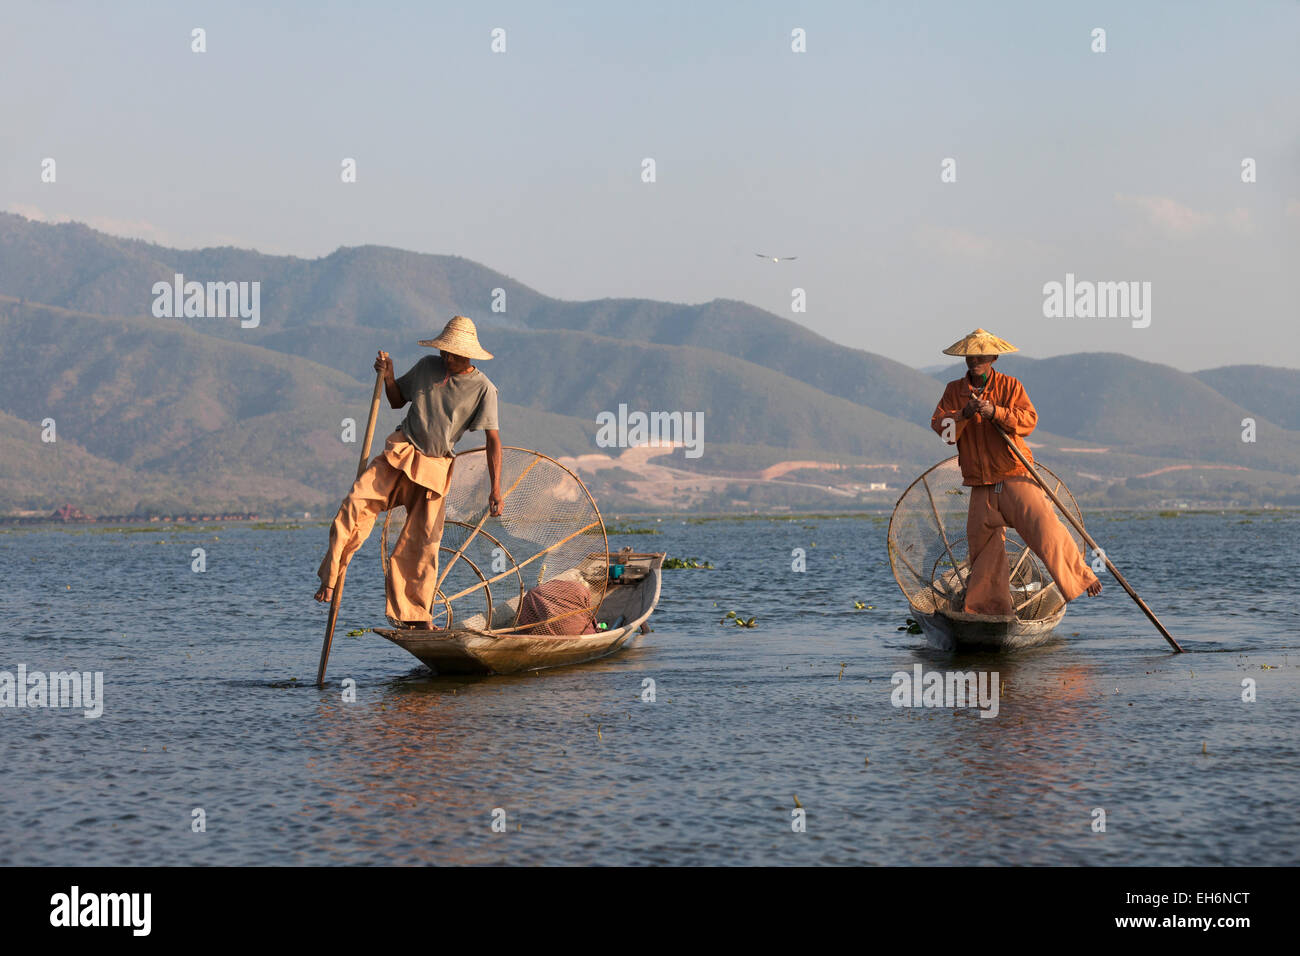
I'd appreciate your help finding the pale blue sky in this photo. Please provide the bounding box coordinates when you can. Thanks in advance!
[2,0,1296,369]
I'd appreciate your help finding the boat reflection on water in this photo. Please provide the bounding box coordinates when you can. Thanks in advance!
[896,645,1116,862]
[299,655,657,864]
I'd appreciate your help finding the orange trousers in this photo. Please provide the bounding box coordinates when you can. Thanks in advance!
[964,476,1098,615]
[317,455,448,624]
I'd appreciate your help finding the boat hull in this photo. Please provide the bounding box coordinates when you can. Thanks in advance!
[376,553,664,675]
[373,625,644,674]
[913,605,1065,652]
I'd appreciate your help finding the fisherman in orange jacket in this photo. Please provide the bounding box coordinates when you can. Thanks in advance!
[930,328,1101,616]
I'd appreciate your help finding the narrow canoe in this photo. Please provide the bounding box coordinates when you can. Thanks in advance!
[375,552,664,675]
[911,603,1065,652]
[907,570,1065,652]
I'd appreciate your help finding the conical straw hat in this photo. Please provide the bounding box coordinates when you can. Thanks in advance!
[941,328,1019,356]
[418,315,493,360]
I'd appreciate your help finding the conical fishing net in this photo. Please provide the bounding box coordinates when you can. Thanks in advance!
[382,446,608,634]
[888,456,1087,620]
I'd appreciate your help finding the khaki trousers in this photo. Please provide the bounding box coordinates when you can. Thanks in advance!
[317,454,448,624]
[964,476,1098,616]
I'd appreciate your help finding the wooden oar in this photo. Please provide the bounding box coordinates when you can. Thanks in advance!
[316,369,386,686]
[994,427,1184,653]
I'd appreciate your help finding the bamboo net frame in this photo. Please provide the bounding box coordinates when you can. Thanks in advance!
[888,456,1086,621]
[381,445,609,636]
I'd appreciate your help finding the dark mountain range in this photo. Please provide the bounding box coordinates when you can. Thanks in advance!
[0,214,938,421]
[0,298,596,513]
[1,212,1296,514]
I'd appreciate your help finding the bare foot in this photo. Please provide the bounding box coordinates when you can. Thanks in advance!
[314,584,333,603]
[1086,580,1102,597]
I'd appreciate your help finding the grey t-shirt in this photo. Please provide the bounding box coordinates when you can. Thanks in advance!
[395,355,499,457]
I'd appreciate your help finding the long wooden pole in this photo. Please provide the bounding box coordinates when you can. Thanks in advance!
[995,427,1183,653]
[316,369,386,686]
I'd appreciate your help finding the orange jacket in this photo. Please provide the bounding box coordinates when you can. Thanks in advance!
[930,369,1037,486]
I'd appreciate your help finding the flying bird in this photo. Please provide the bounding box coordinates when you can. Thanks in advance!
[756,253,798,263]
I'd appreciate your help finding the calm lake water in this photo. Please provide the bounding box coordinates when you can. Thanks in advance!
[2,511,1298,866]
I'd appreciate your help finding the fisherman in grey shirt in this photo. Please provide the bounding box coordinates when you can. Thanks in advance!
[315,316,502,628]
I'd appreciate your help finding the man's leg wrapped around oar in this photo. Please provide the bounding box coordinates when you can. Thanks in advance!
[964,477,1099,615]
[998,476,1099,601]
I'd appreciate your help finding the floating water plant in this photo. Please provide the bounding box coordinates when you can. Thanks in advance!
[664,557,713,569]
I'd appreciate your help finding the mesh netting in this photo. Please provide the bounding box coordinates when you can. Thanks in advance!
[887,456,1086,620]
[382,446,608,634]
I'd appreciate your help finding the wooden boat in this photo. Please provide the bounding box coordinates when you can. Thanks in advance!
[911,608,1064,651]
[904,564,1066,655]
[906,579,1066,652]
[375,551,664,675]
[889,457,1086,652]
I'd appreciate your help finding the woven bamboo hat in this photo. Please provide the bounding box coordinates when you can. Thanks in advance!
[941,328,1019,356]
[418,315,493,360]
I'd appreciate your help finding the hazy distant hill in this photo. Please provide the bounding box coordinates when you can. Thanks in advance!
[483,329,937,461]
[0,407,181,513]
[1194,366,1300,432]
[516,297,940,423]
[0,215,541,343]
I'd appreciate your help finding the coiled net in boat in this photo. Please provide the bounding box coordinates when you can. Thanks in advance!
[382,446,608,633]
